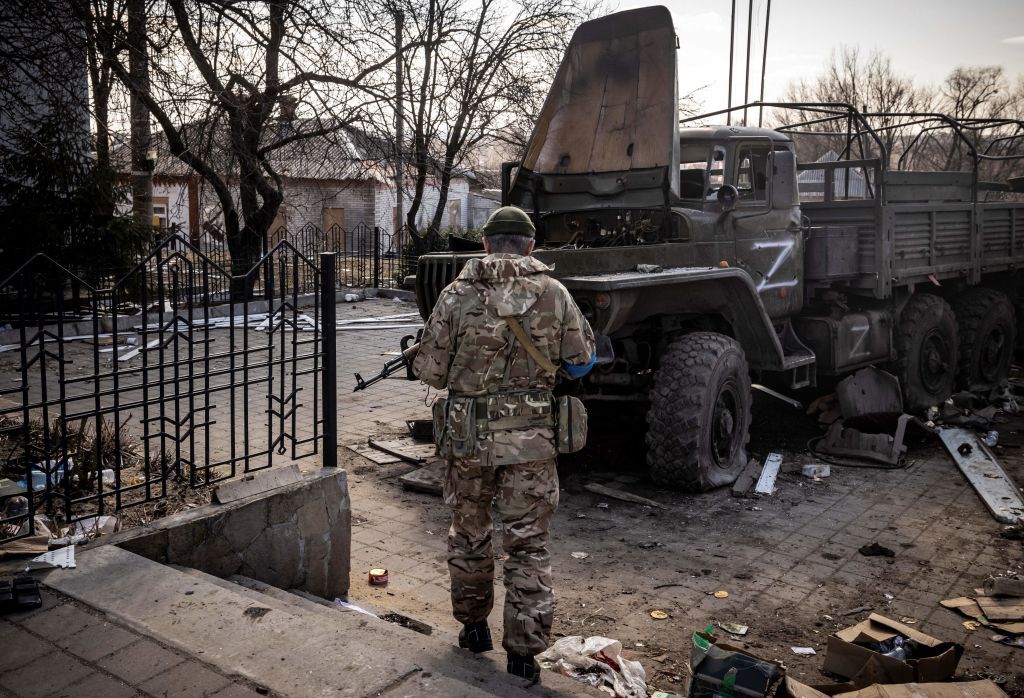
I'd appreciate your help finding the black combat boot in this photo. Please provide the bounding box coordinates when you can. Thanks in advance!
[458,620,493,653]
[506,652,541,684]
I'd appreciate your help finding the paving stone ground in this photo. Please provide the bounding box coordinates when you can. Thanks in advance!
[0,589,270,698]
[2,298,1023,695]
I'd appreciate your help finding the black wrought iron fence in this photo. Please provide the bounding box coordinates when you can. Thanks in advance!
[0,237,337,545]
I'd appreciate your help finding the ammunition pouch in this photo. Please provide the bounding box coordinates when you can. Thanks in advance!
[432,391,557,459]
[556,395,588,454]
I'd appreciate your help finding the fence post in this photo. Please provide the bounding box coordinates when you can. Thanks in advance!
[373,226,381,289]
[320,252,338,467]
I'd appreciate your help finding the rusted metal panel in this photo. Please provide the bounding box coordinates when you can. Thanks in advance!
[516,6,678,192]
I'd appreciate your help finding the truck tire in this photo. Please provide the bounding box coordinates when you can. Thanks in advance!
[893,293,957,412]
[954,287,1015,393]
[646,332,751,491]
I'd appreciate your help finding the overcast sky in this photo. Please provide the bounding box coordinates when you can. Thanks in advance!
[616,0,1024,115]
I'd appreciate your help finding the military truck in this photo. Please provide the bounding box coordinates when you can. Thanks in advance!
[413,5,1024,490]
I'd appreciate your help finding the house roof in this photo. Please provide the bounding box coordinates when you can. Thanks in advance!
[112,118,476,184]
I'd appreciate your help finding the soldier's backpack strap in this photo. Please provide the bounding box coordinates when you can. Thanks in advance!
[505,316,558,375]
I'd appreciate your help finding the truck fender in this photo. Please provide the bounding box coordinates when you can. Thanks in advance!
[561,267,792,371]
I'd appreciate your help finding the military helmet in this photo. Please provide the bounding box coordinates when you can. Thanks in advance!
[481,206,536,238]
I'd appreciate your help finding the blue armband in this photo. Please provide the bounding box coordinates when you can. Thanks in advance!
[563,353,596,378]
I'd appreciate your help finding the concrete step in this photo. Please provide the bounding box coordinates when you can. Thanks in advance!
[42,545,599,698]
[171,565,308,618]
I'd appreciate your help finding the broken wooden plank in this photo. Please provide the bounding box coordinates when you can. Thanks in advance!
[346,443,402,465]
[938,427,1024,524]
[976,595,1024,622]
[582,482,667,509]
[732,458,762,498]
[399,460,445,495]
[754,452,782,495]
[367,437,436,465]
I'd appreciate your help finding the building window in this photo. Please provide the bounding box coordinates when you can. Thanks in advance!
[153,196,169,229]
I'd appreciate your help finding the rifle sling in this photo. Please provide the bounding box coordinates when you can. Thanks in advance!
[505,316,558,375]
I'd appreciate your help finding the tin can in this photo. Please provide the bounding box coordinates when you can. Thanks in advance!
[368,568,389,586]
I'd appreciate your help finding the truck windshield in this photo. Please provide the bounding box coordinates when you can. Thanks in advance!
[679,143,709,199]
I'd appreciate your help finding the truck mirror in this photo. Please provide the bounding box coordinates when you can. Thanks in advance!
[717,184,738,212]
[771,150,797,209]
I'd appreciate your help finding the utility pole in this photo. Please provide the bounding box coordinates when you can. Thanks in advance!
[743,0,753,126]
[127,0,152,232]
[394,9,404,238]
[758,0,772,127]
[727,0,735,125]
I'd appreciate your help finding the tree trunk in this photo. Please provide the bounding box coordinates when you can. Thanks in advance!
[127,0,152,231]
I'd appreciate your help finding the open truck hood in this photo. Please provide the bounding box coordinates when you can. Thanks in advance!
[509,5,679,212]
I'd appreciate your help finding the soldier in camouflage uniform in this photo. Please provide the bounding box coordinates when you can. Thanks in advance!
[411,206,595,682]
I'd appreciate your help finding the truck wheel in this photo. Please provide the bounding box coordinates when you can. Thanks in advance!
[954,287,1015,392]
[893,293,957,412]
[646,332,751,491]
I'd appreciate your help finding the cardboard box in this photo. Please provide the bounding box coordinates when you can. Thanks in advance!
[783,677,1006,698]
[822,614,962,683]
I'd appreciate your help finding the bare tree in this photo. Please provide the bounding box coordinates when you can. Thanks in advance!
[79,0,408,295]
[782,45,932,164]
[371,0,595,249]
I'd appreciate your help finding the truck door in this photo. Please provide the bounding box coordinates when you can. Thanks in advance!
[730,141,803,319]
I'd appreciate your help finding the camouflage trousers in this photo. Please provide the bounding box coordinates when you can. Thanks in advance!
[443,456,559,657]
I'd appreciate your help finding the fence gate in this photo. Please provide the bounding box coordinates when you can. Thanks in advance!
[0,238,337,545]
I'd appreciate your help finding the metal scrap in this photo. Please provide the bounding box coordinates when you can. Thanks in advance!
[938,427,1024,524]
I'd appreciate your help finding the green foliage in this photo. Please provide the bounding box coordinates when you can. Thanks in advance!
[0,112,151,284]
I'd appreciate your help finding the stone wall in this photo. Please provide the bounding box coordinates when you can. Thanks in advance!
[104,468,351,600]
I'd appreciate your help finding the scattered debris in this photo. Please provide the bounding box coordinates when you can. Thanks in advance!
[538,635,648,698]
[940,596,1024,635]
[0,576,42,614]
[717,622,748,636]
[840,605,873,616]
[858,542,896,558]
[732,458,763,498]
[991,634,1024,649]
[346,443,402,465]
[898,616,917,625]
[398,461,444,496]
[754,453,782,495]
[964,620,981,631]
[368,568,389,586]
[802,463,830,478]
[938,427,1024,524]
[650,610,669,620]
[815,414,911,466]
[31,545,76,569]
[690,628,782,698]
[791,647,817,656]
[243,606,272,621]
[836,367,903,419]
[367,436,435,465]
[583,483,667,509]
[334,598,378,618]
[752,384,802,409]
[713,591,730,599]
[636,264,663,274]
[571,552,589,560]
[984,576,1024,597]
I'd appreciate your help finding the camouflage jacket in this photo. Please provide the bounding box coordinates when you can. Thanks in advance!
[412,253,595,465]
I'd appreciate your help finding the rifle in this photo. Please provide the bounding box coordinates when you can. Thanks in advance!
[352,334,420,392]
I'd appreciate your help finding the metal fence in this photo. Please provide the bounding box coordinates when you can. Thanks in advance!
[168,222,415,299]
[0,236,337,545]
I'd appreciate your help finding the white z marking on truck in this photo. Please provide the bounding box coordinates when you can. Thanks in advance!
[849,323,870,357]
[750,239,798,291]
